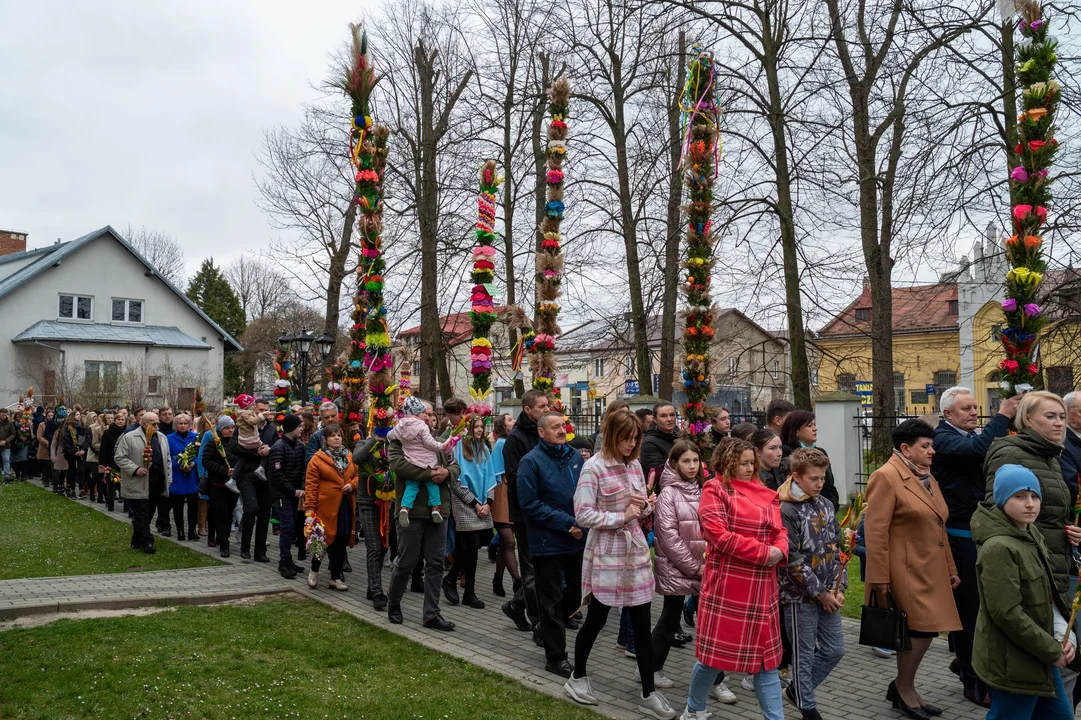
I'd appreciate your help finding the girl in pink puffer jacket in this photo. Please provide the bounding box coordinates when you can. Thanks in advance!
[651,439,708,683]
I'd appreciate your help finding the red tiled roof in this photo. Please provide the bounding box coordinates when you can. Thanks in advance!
[398,306,507,346]
[818,282,958,337]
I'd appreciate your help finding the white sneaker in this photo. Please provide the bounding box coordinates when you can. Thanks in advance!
[712,682,737,704]
[225,477,240,495]
[307,569,318,588]
[741,675,755,691]
[639,691,679,719]
[680,709,711,720]
[564,674,598,705]
[872,646,896,658]
[398,507,410,528]
[431,509,443,523]
[329,579,348,591]
[635,668,675,688]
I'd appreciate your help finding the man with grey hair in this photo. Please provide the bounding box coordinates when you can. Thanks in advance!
[305,401,341,463]
[114,412,172,554]
[1059,391,1081,512]
[931,387,1020,707]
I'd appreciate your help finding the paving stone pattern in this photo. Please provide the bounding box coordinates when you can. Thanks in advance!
[1,480,1000,720]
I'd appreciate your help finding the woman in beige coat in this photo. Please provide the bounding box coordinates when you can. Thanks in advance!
[864,418,961,719]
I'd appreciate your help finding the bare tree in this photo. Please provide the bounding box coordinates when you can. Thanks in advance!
[375,0,475,403]
[255,104,355,372]
[819,0,988,458]
[225,256,284,322]
[123,224,186,286]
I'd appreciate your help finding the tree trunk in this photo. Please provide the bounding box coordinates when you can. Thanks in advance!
[531,53,552,335]
[416,44,441,403]
[659,32,686,402]
[322,195,358,387]
[1002,20,1018,207]
[437,339,453,403]
[760,14,811,409]
[610,59,652,397]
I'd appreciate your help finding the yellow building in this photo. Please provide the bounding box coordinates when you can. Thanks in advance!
[815,281,963,414]
[817,261,1081,415]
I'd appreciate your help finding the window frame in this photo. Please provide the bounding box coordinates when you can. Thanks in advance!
[728,356,738,375]
[58,293,94,322]
[110,297,144,324]
[593,358,605,378]
[836,373,857,394]
[772,359,780,380]
[84,360,120,395]
[854,307,871,322]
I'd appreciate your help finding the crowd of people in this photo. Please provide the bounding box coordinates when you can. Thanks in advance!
[9,384,1081,720]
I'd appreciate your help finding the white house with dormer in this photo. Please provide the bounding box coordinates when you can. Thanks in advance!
[0,226,241,409]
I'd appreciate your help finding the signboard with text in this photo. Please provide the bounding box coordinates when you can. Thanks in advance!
[854,381,873,407]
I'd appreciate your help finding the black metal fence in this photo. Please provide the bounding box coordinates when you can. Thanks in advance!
[854,413,996,493]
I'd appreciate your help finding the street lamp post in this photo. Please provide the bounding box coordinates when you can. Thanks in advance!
[278,330,336,403]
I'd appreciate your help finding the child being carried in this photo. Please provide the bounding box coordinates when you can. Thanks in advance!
[388,396,456,527]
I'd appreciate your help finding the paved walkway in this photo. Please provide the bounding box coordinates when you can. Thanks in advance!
[1,480,998,720]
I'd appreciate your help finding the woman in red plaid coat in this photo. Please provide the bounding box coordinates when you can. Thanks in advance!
[678,438,789,720]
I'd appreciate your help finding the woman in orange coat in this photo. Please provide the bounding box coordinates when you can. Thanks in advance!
[304,423,358,592]
[864,418,961,719]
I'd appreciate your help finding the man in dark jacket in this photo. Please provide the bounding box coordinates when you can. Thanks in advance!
[157,407,175,437]
[641,401,678,486]
[230,400,278,562]
[708,406,731,446]
[352,434,386,609]
[1060,392,1081,509]
[386,400,461,632]
[931,386,1019,707]
[517,411,586,678]
[500,389,549,633]
[268,414,306,579]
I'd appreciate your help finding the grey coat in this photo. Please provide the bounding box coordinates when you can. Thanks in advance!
[114,429,172,500]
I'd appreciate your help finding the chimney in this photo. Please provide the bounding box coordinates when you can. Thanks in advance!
[0,230,28,257]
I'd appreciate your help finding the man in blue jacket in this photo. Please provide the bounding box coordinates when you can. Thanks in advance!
[931,386,1019,707]
[517,410,586,680]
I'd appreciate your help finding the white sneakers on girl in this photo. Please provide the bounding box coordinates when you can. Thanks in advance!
[679,708,710,720]
[431,509,444,523]
[329,579,348,591]
[398,507,410,527]
[307,569,318,588]
[635,667,675,688]
[564,674,598,705]
[639,691,679,719]
[712,682,737,704]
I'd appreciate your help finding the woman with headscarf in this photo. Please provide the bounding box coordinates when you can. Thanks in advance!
[304,423,358,591]
[201,415,238,557]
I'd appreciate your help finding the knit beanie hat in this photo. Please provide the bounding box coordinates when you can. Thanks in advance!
[216,415,235,432]
[993,464,1042,509]
[402,396,426,417]
[282,414,302,433]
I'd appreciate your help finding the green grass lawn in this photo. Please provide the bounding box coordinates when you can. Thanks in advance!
[842,570,864,619]
[0,481,218,580]
[0,595,603,720]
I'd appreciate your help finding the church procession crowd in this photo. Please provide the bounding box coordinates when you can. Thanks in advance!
[4,384,1081,720]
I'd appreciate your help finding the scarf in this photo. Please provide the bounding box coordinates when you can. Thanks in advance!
[893,449,931,490]
[455,441,497,505]
[322,444,350,474]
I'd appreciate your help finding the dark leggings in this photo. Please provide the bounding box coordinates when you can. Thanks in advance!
[574,600,656,696]
[211,483,239,550]
[494,526,520,583]
[651,594,685,673]
[171,492,198,536]
[313,534,348,580]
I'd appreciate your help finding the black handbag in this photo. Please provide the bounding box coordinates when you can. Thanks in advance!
[859,589,911,652]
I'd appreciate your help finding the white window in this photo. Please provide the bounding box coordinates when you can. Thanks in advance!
[772,359,780,379]
[84,361,120,394]
[728,357,738,375]
[624,355,634,376]
[111,298,143,323]
[593,358,605,377]
[59,294,93,321]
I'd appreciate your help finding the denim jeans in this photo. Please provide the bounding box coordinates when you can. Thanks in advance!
[0,447,10,475]
[784,602,845,710]
[987,667,1072,720]
[687,661,784,719]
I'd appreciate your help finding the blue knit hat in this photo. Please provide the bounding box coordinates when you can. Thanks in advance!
[993,464,1042,509]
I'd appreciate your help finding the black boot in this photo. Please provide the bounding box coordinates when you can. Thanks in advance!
[388,602,403,624]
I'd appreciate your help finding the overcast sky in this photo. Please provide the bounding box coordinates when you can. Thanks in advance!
[0,0,367,278]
